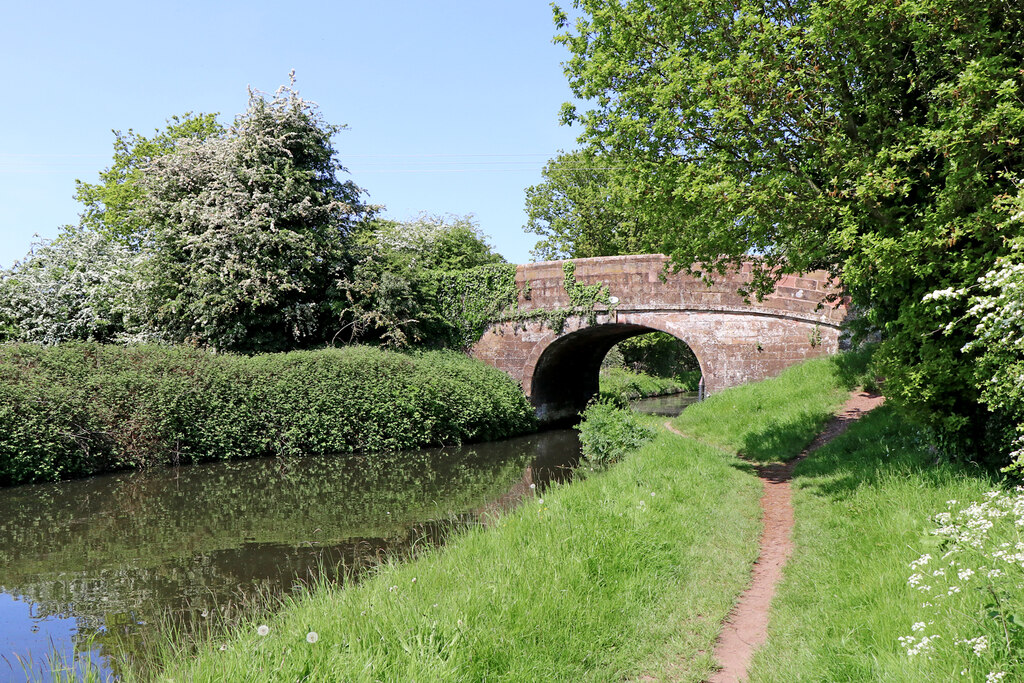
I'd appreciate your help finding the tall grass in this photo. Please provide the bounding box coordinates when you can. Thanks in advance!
[598,367,698,404]
[149,354,869,681]
[747,406,998,681]
[671,352,871,462]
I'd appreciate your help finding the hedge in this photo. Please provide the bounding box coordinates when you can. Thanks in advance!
[0,343,536,486]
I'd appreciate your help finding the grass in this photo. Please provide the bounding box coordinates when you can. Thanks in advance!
[671,352,871,462]
[747,405,998,681]
[145,355,868,682]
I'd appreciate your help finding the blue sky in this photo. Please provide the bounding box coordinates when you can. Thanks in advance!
[0,1,582,268]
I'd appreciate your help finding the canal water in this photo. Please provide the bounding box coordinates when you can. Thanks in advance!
[0,392,696,681]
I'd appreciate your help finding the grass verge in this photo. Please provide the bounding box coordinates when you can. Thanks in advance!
[598,367,692,403]
[671,352,871,462]
[149,355,868,682]
[747,405,998,681]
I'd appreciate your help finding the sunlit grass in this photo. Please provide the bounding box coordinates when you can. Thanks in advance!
[598,366,691,403]
[747,406,996,681]
[148,414,762,682]
[671,352,871,462]
[127,352,875,681]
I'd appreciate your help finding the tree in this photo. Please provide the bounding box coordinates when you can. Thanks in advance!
[925,184,1024,469]
[0,228,136,344]
[74,113,224,248]
[336,214,505,347]
[136,76,374,352]
[524,149,649,260]
[555,0,1024,459]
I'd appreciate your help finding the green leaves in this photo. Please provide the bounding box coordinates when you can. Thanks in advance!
[338,214,506,348]
[556,0,1024,461]
[0,343,536,486]
[74,112,224,249]
[135,81,374,353]
[577,399,654,467]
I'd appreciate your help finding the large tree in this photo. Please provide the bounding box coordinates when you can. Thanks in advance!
[336,214,505,347]
[74,113,224,248]
[555,0,1024,458]
[136,77,373,353]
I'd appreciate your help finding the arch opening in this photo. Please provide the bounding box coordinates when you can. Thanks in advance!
[530,323,703,426]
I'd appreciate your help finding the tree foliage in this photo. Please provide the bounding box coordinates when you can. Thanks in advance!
[617,332,700,378]
[74,113,224,248]
[135,77,373,352]
[555,0,1024,458]
[524,149,648,260]
[926,185,1024,469]
[337,214,505,347]
[0,229,136,344]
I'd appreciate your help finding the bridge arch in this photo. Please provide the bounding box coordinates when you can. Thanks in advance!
[470,255,848,425]
[527,321,705,425]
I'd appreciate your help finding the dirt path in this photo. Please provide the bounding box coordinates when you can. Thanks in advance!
[665,391,884,683]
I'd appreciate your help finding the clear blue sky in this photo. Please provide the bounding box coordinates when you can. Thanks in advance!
[0,1,583,268]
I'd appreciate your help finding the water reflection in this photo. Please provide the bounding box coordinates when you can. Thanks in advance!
[0,429,579,681]
[631,392,699,417]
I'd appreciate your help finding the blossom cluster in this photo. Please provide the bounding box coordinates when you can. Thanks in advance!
[900,489,1024,680]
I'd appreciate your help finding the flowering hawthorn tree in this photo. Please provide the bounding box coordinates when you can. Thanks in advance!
[0,229,136,344]
[136,75,373,353]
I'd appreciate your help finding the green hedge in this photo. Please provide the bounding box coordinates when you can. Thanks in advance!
[0,343,536,486]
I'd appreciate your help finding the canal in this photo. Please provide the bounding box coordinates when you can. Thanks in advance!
[0,393,696,681]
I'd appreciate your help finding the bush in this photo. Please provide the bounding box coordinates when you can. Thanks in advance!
[577,399,655,467]
[0,343,535,486]
[0,229,137,344]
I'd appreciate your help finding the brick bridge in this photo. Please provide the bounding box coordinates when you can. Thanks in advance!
[471,254,848,425]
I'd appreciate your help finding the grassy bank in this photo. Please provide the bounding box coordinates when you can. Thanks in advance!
[0,343,535,486]
[598,367,699,403]
[149,355,865,682]
[747,406,1005,681]
[672,353,867,461]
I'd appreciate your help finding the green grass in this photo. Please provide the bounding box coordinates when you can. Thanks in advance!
[671,352,870,462]
[598,366,691,403]
[747,405,997,681]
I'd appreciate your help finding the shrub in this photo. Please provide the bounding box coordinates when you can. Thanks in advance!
[0,229,137,344]
[899,489,1024,680]
[0,343,535,486]
[577,399,654,467]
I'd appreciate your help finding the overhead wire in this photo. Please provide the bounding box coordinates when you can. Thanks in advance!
[0,151,627,174]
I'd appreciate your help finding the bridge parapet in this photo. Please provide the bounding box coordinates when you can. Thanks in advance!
[512,254,846,327]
